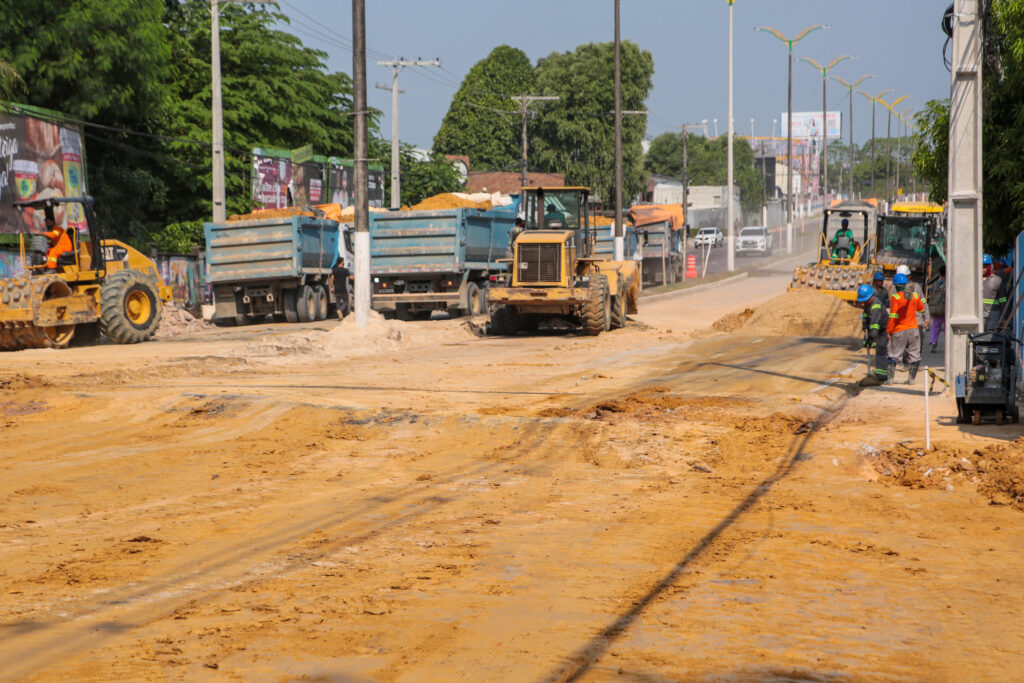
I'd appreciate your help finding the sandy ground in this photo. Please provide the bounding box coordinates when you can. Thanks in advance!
[1,256,1023,682]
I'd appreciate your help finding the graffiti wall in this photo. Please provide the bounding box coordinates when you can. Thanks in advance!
[155,253,207,308]
[0,109,88,235]
[0,251,26,279]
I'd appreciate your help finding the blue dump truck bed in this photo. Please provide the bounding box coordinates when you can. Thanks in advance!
[205,215,340,283]
[204,215,341,324]
[592,223,637,259]
[369,206,516,319]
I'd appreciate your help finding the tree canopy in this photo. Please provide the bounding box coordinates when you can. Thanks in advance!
[530,41,653,204]
[644,132,762,213]
[433,45,535,172]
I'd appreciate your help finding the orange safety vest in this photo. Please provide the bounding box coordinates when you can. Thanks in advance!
[887,290,924,334]
[43,228,73,270]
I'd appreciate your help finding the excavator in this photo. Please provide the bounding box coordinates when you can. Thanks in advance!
[0,196,171,350]
[486,186,639,335]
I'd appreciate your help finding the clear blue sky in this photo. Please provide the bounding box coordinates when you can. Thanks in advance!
[271,0,949,150]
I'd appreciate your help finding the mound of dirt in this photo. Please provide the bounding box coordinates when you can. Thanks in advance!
[864,438,1024,510]
[540,389,756,423]
[155,302,214,339]
[711,289,863,338]
[0,373,53,393]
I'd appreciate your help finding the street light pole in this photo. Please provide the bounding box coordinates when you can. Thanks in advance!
[797,55,853,204]
[831,74,875,199]
[756,23,827,255]
[880,94,908,204]
[726,0,735,272]
[857,89,893,198]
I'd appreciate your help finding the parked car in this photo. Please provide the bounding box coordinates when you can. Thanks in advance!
[735,226,774,255]
[693,226,724,247]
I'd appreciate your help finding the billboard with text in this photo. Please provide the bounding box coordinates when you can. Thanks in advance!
[780,111,841,140]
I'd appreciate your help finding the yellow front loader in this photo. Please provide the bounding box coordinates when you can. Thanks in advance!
[0,196,172,351]
[486,187,638,335]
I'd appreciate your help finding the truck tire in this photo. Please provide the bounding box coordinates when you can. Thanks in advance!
[610,282,627,330]
[314,285,328,321]
[580,273,608,336]
[489,305,519,335]
[466,282,484,316]
[99,269,162,344]
[297,285,315,323]
[283,288,298,323]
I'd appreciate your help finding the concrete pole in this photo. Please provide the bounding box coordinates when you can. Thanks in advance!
[520,95,528,190]
[352,0,370,329]
[726,0,735,271]
[389,63,400,209]
[848,89,854,198]
[821,71,828,202]
[761,139,767,226]
[946,0,984,383]
[885,107,892,204]
[681,128,689,273]
[613,0,624,261]
[786,48,793,254]
[211,0,225,223]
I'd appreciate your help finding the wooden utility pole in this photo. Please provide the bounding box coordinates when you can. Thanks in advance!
[377,58,440,209]
[511,94,559,189]
[352,0,369,328]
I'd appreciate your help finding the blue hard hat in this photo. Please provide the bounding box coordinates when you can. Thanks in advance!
[872,271,884,281]
[841,219,849,228]
[856,284,875,302]
[894,273,909,285]
[982,254,993,265]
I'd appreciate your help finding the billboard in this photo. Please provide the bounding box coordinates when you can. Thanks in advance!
[780,111,842,140]
[0,108,88,235]
[252,149,384,210]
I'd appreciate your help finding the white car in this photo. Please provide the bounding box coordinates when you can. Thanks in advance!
[693,227,724,247]
[735,226,774,255]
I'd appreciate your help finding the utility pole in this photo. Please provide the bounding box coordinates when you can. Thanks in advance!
[945,0,984,386]
[352,0,370,329]
[210,0,271,223]
[613,0,624,261]
[377,58,440,209]
[726,0,735,271]
[679,123,703,277]
[510,95,559,190]
[858,89,893,198]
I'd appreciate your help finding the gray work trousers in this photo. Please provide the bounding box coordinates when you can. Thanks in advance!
[889,328,922,364]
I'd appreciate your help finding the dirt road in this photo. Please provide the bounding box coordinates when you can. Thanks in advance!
[2,261,1023,681]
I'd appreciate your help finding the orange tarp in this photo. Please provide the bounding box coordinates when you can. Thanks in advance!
[628,204,684,230]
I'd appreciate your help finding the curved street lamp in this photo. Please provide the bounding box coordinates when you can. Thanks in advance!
[896,106,914,196]
[857,88,895,197]
[879,95,909,201]
[756,23,828,252]
[830,74,875,198]
[798,55,853,199]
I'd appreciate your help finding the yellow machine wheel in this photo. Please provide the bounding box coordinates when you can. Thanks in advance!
[99,269,162,344]
[580,273,608,336]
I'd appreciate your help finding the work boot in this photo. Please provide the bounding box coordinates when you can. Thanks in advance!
[885,362,897,385]
[906,362,920,385]
[930,343,937,353]
[859,374,885,387]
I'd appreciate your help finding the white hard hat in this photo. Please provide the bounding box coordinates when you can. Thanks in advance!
[896,265,911,276]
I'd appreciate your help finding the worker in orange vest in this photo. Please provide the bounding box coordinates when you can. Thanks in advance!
[887,272,925,385]
[41,217,73,270]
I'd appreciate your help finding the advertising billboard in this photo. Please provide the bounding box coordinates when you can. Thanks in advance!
[780,111,842,140]
[0,107,88,235]
[252,149,384,210]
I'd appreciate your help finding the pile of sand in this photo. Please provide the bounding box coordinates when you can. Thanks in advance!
[241,311,477,361]
[155,302,214,338]
[864,438,1024,510]
[227,207,315,222]
[712,289,863,338]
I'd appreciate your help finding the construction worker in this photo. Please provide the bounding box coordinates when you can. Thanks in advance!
[988,256,1012,330]
[982,254,1003,330]
[506,217,525,259]
[41,216,73,270]
[830,219,855,261]
[887,272,925,384]
[895,263,931,332]
[871,271,888,300]
[331,257,351,320]
[857,284,890,386]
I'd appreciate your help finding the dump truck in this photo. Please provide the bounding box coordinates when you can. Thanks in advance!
[789,199,878,301]
[369,205,517,320]
[629,204,685,287]
[0,196,172,350]
[486,187,639,335]
[205,214,349,324]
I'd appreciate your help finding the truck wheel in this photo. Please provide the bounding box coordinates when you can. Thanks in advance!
[315,285,328,321]
[580,273,608,336]
[610,283,627,330]
[489,305,519,335]
[99,269,163,344]
[282,288,298,323]
[297,285,315,323]
[466,282,485,316]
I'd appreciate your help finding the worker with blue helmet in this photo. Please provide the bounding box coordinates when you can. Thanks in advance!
[856,282,890,386]
[982,254,993,266]
[888,272,925,384]
[982,253,1004,329]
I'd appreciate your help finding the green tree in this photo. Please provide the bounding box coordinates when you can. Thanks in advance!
[644,132,762,213]
[433,45,535,172]
[530,41,654,204]
[0,62,25,102]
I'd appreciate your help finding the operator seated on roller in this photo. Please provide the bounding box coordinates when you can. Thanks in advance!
[39,216,74,270]
[829,219,855,262]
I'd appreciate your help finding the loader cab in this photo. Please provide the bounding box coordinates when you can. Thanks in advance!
[521,186,593,258]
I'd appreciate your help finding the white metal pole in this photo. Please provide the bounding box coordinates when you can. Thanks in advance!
[726,0,735,271]
[390,63,400,209]
[211,0,225,222]
[924,365,931,451]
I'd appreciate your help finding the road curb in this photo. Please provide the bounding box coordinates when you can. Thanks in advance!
[640,272,750,303]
